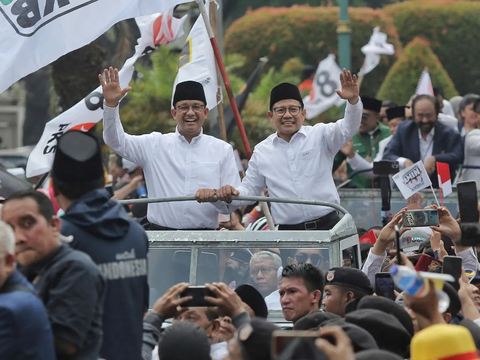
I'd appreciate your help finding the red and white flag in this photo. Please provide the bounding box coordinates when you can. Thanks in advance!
[437,162,452,197]
[416,70,434,96]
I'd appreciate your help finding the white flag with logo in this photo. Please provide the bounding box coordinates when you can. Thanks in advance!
[304,54,345,120]
[358,27,395,76]
[392,160,432,199]
[25,10,187,178]
[416,70,434,96]
[0,0,188,94]
[172,1,218,110]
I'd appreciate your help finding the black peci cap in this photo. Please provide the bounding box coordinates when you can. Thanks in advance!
[270,83,304,110]
[361,96,382,113]
[173,81,207,107]
[386,106,406,121]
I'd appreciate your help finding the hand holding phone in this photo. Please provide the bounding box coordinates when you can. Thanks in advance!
[442,256,463,291]
[402,210,439,228]
[179,286,216,307]
[375,273,395,300]
[457,181,480,246]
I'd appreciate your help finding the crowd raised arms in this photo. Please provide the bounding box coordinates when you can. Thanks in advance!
[2,65,480,360]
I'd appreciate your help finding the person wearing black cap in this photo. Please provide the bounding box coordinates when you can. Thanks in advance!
[209,69,363,230]
[100,66,240,230]
[384,94,463,187]
[51,130,149,360]
[337,95,391,188]
[322,267,373,317]
[341,105,406,173]
[1,190,106,360]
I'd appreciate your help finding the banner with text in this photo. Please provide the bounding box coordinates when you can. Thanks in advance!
[304,54,345,120]
[0,0,188,94]
[26,10,187,178]
[392,160,432,199]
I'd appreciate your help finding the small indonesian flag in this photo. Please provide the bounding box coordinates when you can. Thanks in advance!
[359,229,377,245]
[437,162,452,197]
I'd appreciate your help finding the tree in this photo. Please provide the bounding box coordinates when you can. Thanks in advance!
[376,37,458,105]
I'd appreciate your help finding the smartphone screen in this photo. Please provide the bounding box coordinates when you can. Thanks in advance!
[458,181,479,223]
[402,210,439,227]
[442,256,463,291]
[179,286,216,307]
[375,273,395,300]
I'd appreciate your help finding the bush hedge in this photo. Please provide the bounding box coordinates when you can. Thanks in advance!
[376,37,458,106]
[224,6,403,96]
[383,0,480,95]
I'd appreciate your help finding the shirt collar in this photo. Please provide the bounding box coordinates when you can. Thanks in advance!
[175,126,204,143]
[367,126,379,136]
[273,126,307,144]
[31,243,67,275]
[417,127,435,141]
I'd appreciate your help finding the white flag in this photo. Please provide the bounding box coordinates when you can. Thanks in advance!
[172,1,218,110]
[0,0,188,94]
[358,27,395,76]
[392,160,432,199]
[25,10,187,178]
[303,54,345,120]
[416,70,434,96]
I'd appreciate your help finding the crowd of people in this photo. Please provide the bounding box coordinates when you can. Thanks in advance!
[1,64,480,360]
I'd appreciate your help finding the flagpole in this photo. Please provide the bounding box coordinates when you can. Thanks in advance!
[430,185,440,206]
[197,0,252,158]
[209,1,228,142]
[357,60,366,90]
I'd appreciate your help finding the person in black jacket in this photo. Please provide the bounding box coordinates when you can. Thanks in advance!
[51,130,149,360]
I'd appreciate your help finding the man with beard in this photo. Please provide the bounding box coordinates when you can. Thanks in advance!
[384,94,463,187]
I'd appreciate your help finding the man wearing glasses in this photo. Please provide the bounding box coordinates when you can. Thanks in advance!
[205,69,362,230]
[101,67,240,230]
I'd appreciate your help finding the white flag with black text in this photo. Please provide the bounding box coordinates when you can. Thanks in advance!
[25,10,187,178]
[172,1,218,110]
[392,160,432,199]
[303,54,345,120]
[0,0,188,94]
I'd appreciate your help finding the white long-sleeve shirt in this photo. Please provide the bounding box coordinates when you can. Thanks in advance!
[103,105,241,229]
[236,100,363,224]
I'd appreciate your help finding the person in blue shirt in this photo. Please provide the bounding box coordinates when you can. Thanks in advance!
[0,221,56,360]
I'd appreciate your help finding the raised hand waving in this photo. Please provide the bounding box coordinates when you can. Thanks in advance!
[98,66,132,108]
[334,68,359,105]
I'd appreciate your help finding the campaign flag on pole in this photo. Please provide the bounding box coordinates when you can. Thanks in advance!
[358,27,395,76]
[0,0,188,95]
[304,54,345,120]
[437,162,452,197]
[392,160,432,199]
[172,2,218,110]
[416,70,434,96]
[25,10,187,178]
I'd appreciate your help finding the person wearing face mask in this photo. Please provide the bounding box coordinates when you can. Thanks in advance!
[383,94,463,187]
[101,67,240,230]
[200,69,363,230]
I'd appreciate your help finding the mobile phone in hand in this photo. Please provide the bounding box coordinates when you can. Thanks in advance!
[402,210,439,227]
[442,256,463,291]
[457,181,480,246]
[179,286,216,307]
[375,273,395,300]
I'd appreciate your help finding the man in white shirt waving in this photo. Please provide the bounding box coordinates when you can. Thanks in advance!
[100,67,240,230]
[200,69,362,230]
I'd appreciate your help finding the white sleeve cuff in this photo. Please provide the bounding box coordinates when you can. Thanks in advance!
[103,102,120,121]
[346,153,373,171]
[397,157,408,170]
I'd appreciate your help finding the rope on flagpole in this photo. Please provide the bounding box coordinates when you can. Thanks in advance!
[197,0,252,158]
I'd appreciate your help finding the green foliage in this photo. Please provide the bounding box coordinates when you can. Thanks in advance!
[377,37,458,106]
[224,6,402,96]
[118,47,179,135]
[384,0,480,95]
